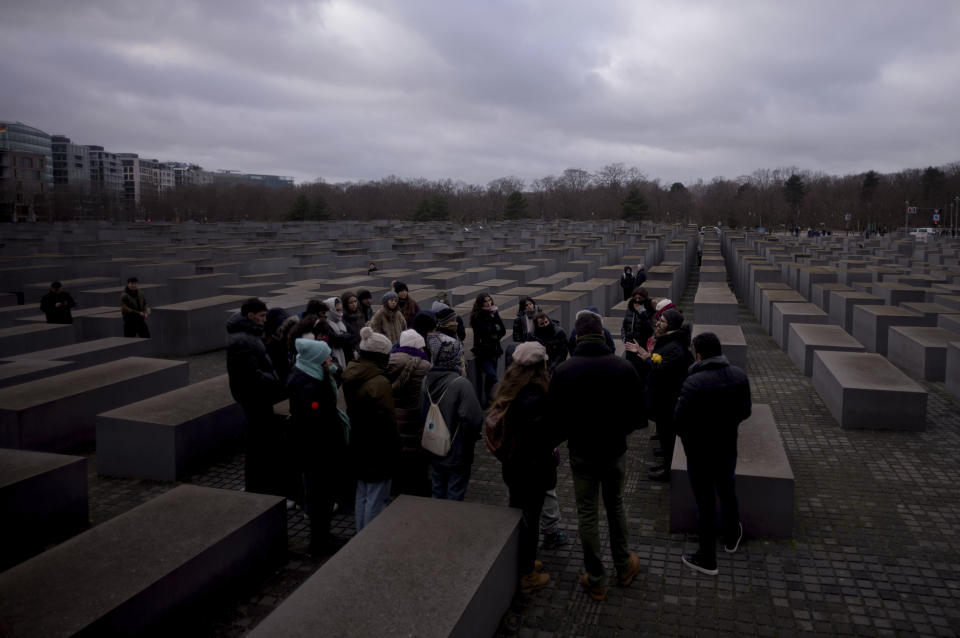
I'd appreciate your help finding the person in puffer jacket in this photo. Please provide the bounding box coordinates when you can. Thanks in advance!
[385,329,433,497]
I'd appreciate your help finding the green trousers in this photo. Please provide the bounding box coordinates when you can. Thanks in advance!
[570,452,632,586]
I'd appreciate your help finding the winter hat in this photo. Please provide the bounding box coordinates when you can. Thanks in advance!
[412,310,437,336]
[265,307,289,335]
[359,326,392,355]
[294,338,332,380]
[435,306,457,325]
[512,341,548,366]
[431,333,464,370]
[431,300,449,313]
[381,290,399,305]
[653,299,676,322]
[393,281,408,293]
[324,297,342,323]
[398,329,426,350]
[661,308,684,331]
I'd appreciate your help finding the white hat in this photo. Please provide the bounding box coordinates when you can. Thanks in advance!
[512,341,548,366]
[359,326,392,355]
[398,328,425,350]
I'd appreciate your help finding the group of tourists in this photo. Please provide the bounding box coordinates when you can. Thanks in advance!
[223,274,753,597]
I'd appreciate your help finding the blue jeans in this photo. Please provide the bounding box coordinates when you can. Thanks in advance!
[475,358,498,408]
[355,478,392,532]
[431,464,470,501]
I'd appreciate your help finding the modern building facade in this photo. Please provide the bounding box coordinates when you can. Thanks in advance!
[51,135,91,191]
[0,121,54,221]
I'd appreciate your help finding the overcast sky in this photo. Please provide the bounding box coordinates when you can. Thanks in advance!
[2,0,958,187]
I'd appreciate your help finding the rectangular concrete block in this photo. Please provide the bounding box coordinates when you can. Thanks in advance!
[771,302,828,351]
[0,360,74,389]
[851,305,931,356]
[945,341,960,401]
[6,336,155,368]
[249,495,520,638]
[96,374,244,481]
[787,323,866,376]
[0,485,286,638]
[0,357,190,451]
[0,324,76,358]
[828,291,885,333]
[0,448,88,571]
[811,351,927,430]
[151,295,248,355]
[886,326,958,381]
[671,405,794,539]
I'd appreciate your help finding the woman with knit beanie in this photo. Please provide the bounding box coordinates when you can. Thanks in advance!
[370,290,407,344]
[385,329,433,497]
[287,338,349,555]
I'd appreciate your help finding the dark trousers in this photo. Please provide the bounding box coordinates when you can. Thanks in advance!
[475,357,498,408]
[685,437,740,564]
[302,462,337,548]
[657,418,677,471]
[393,452,431,497]
[123,315,150,338]
[507,485,546,575]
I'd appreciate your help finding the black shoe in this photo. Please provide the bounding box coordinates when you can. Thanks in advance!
[723,522,744,554]
[542,529,569,549]
[647,468,670,482]
[682,553,718,575]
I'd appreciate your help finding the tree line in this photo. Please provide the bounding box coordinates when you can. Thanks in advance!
[48,161,960,230]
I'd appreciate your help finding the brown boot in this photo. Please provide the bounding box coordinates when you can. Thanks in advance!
[617,552,641,587]
[580,572,607,601]
[520,570,550,594]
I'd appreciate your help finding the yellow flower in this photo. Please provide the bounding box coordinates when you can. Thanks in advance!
[650,353,662,364]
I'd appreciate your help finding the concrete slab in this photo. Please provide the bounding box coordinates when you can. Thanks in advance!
[787,324,866,376]
[0,485,286,637]
[811,351,927,430]
[886,326,958,381]
[827,290,885,333]
[0,357,190,451]
[6,337,154,367]
[248,495,520,638]
[0,323,76,357]
[0,360,74,389]
[770,302,828,350]
[0,448,88,571]
[671,405,793,538]
[851,305,931,355]
[151,295,248,355]
[96,374,244,481]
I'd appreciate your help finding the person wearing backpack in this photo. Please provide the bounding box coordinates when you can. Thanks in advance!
[486,341,562,594]
[421,333,483,500]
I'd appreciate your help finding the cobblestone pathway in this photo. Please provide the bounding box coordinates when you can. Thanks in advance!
[81,266,960,637]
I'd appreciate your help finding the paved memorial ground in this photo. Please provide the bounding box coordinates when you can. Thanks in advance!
[0,223,958,637]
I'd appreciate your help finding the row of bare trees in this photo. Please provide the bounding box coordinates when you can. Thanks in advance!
[45,161,960,230]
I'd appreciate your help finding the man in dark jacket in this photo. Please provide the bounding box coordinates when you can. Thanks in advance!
[343,326,400,531]
[675,332,751,576]
[619,266,635,301]
[40,281,75,324]
[549,312,643,602]
[226,298,286,496]
[357,289,374,324]
[532,312,567,373]
[120,277,150,337]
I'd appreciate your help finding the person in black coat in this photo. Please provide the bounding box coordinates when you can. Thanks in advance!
[630,308,693,482]
[226,298,286,496]
[548,312,643,600]
[512,296,540,342]
[469,293,506,408]
[287,338,348,555]
[531,312,568,373]
[40,281,76,324]
[675,332,751,576]
[621,287,655,347]
[566,307,615,355]
[619,266,635,301]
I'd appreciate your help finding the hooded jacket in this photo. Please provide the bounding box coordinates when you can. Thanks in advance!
[621,300,654,345]
[674,355,751,449]
[385,350,433,454]
[532,320,568,372]
[342,355,399,482]
[420,369,483,468]
[324,297,359,366]
[226,312,283,408]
